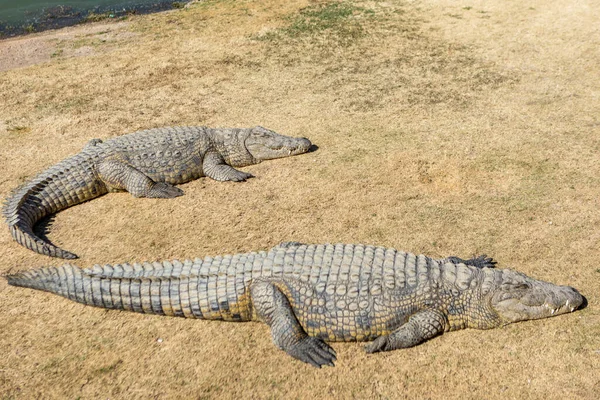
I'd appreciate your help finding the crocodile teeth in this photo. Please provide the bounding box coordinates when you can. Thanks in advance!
[288,150,292,155]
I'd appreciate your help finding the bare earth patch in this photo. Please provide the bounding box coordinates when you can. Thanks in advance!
[0,21,133,72]
[0,0,599,398]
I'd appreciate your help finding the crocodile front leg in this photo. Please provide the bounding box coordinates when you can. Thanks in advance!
[202,152,253,182]
[97,158,184,198]
[250,279,337,368]
[365,309,447,353]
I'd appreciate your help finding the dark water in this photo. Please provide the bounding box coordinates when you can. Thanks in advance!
[0,0,189,37]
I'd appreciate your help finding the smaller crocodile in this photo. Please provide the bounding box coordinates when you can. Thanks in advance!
[4,243,585,367]
[3,126,312,259]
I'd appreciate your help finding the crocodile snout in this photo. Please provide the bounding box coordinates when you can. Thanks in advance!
[294,137,312,154]
[547,286,585,313]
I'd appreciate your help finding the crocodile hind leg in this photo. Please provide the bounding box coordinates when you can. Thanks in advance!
[365,310,446,353]
[96,158,184,198]
[250,279,337,368]
[443,255,497,269]
[202,152,253,182]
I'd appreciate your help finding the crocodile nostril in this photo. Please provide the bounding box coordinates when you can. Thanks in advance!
[299,138,312,148]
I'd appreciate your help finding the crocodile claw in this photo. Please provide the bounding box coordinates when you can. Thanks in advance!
[364,336,389,354]
[287,337,337,368]
[471,255,497,269]
[230,171,254,182]
[148,182,184,198]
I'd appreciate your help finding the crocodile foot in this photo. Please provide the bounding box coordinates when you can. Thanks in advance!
[148,182,184,198]
[230,171,254,182]
[364,336,390,354]
[287,337,337,368]
[446,254,497,269]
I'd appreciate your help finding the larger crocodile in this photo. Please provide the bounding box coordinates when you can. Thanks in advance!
[5,242,584,367]
[3,126,312,259]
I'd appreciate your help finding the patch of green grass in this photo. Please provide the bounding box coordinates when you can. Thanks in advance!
[255,1,373,45]
[84,12,113,22]
[284,2,359,36]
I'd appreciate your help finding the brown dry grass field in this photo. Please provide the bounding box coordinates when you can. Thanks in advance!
[1,0,599,398]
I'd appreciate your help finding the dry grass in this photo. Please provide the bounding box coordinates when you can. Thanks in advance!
[0,0,599,398]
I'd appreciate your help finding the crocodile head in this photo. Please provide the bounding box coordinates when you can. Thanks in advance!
[489,270,584,324]
[244,126,312,162]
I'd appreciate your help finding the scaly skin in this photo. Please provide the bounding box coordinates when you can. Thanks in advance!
[3,126,312,259]
[5,243,584,368]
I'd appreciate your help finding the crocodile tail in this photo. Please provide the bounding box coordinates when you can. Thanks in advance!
[3,155,105,259]
[4,264,207,319]
[7,223,78,259]
[4,266,61,292]
[5,264,114,308]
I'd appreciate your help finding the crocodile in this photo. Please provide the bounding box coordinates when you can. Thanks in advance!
[4,242,584,368]
[3,126,312,259]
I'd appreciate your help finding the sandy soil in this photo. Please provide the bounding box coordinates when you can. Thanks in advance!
[0,0,599,398]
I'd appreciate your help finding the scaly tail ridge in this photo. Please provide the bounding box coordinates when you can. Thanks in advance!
[5,264,203,318]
